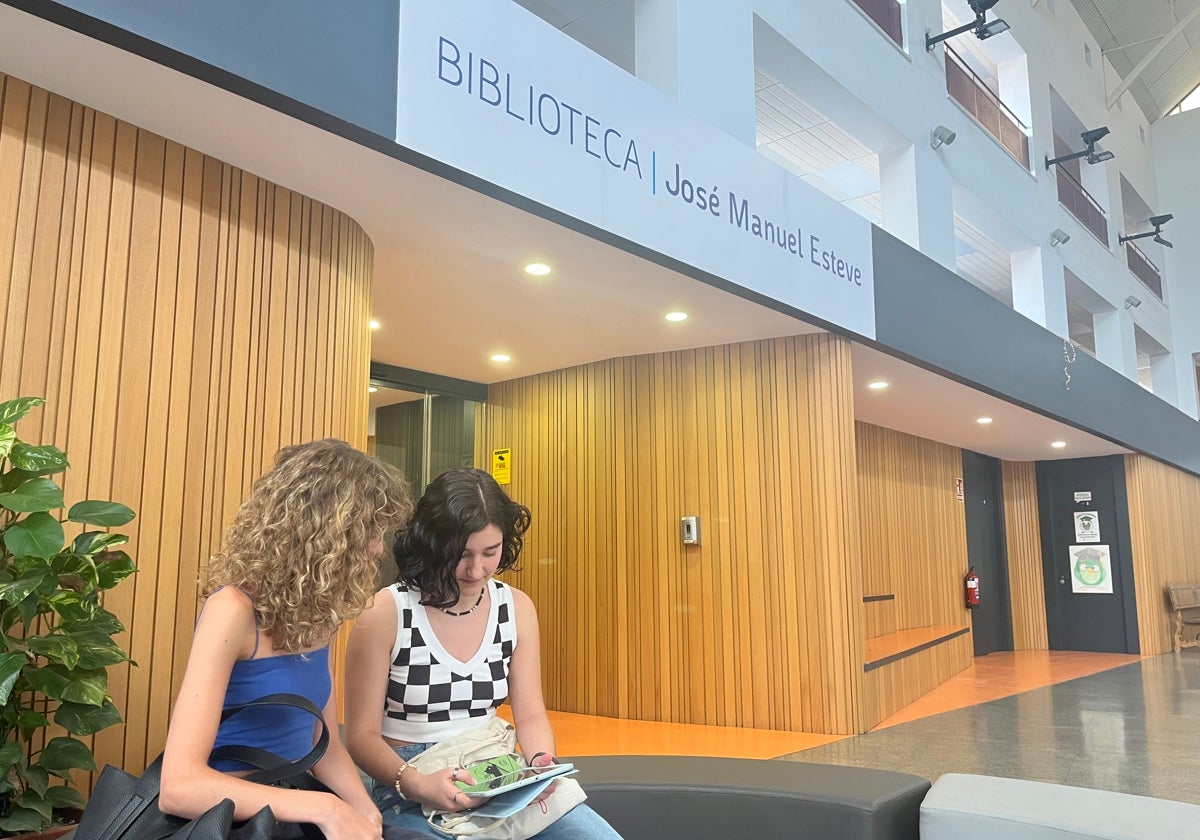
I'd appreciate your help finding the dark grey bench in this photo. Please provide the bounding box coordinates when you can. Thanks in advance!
[570,755,929,840]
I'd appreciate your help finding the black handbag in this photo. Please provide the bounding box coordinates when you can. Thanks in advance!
[75,693,331,840]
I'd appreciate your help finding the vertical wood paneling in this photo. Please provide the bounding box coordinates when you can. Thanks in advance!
[481,335,864,735]
[0,71,373,777]
[1002,461,1048,650]
[854,423,974,726]
[1125,454,1200,656]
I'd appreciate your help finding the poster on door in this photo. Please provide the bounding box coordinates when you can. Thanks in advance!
[1069,545,1113,594]
[1073,511,1101,542]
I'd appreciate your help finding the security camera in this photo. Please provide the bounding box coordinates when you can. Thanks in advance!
[1149,213,1174,227]
[1080,126,1111,146]
[968,0,1002,14]
[1125,295,1142,309]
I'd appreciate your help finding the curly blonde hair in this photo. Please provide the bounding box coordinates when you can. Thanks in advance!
[202,439,413,652]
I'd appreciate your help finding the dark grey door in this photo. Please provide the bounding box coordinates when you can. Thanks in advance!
[963,450,1012,656]
[1037,456,1139,653]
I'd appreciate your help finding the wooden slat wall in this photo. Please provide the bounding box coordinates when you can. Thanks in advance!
[0,72,373,776]
[854,423,973,726]
[1002,460,1048,650]
[481,335,865,735]
[1125,453,1200,655]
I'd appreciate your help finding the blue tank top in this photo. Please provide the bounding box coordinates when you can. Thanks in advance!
[209,645,331,771]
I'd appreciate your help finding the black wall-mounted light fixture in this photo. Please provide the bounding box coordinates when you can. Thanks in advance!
[1045,127,1114,169]
[1119,214,1174,249]
[926,0,1010,51]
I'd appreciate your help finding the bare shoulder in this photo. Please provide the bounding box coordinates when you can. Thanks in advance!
[350,586,398,638]
[192,586,258,661]
[501,583,538,624]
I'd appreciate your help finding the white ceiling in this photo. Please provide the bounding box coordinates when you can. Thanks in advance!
[0,2,1131,465]
[1068,0,1200,120]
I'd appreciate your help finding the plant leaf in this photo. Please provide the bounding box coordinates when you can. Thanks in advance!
[8,443,69,475]
[0,805,48,832]
[0,424,16,462]
[60,667,109,706]
[41,736,97,775]
[96,551,138,589]
[0,478,64,513]
[72,530,130,555]
[0,741,22,774]
[0,568,51,608]
[0,651,26,706]
[45,785,86,809]
[3,512,65,559]
[67,500,135,527]
[0,397,45,426]
[20,765,50,799]
[27,635,79,669]
[54,698,122,735]
[17,709,49,741]
[23,665,71,700]
[73,632,131,670]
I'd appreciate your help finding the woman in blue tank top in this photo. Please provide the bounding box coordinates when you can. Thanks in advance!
[159,439,414,840]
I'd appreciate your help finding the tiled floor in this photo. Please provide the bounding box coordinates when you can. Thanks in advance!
[546,650,1200,803]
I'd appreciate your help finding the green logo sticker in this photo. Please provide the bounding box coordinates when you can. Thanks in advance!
[1073,548,1107,587]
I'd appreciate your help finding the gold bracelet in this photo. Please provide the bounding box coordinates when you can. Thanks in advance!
[393,761,412,800]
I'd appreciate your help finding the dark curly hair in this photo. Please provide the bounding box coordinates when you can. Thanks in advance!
[394,468,531,608]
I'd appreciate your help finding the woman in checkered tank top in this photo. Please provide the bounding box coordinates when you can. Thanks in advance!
[345,468,622,839]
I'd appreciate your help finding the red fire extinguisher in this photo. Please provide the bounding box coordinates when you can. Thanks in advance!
[965,567,981,609]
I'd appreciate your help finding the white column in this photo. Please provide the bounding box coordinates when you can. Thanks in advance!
[1093,309,1139,381]
[879,143,957,270]
[1173,353,1200,420]
[1011,247,1068,337]
[1150,353,1178,403]
[634,0,756,145]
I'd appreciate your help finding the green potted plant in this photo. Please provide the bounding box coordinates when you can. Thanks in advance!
[0,397,136,836]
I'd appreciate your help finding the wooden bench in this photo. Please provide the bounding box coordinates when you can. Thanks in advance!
[1166,583,1200,652]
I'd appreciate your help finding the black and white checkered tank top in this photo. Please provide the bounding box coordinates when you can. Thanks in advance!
[381,579,517,743]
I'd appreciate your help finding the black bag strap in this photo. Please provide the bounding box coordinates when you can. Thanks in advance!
[208,693,330,784]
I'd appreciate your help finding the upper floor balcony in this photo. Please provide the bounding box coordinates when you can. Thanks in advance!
[850,0,904,48]
[1125,239,1164,301]
[1056,167,1108,246]
[944,44,1029,169]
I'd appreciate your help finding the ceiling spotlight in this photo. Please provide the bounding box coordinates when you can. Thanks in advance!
[1045,126,1113,169]
[977,417,993,424]
[1051,441,1067,449]
[490,353,512,362]
[1049,229,1071,247]
[369,319,381,330]
[927,1,1009,50]
[930,125,957,150]
[524,263,551,276]
[867,380,889,390]
[1124,295,1142,309]
[665,311,688,322]
[1119,213,1173,249]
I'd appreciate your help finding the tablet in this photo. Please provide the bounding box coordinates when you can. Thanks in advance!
[455,761,576,799]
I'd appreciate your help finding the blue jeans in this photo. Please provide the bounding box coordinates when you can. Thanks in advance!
[368,744,622,839]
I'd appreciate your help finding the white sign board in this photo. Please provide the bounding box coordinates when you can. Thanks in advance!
[1069,544,1113,594]
[395,0,876,339]
[1073,511,1100,543]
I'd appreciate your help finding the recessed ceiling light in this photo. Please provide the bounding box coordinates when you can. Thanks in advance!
[977,417,993,425]
[867,380,889,390]
[369,319,381,330]
[1051,440,1067,449]
[491,354,512,363]
[367,386,378,393]
[524,263,551,276]
[665,311,688,322]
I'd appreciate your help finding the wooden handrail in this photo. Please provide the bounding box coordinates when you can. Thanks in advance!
[1056,166,1107,218]
[944,43,1029,132]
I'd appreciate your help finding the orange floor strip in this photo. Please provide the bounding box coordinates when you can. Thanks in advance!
[870,650,1143,730]
[511,651,1144,758]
